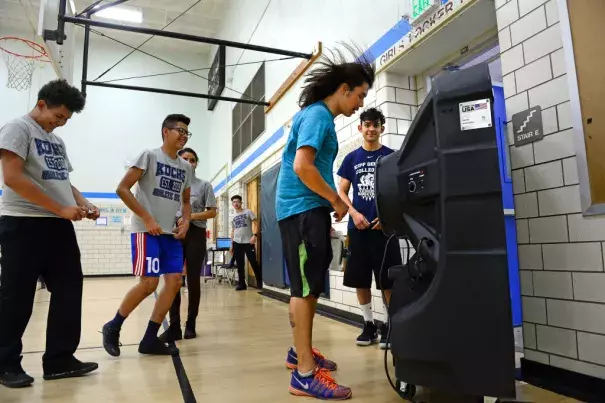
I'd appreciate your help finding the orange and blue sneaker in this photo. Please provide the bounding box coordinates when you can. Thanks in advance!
[289,367,352,400]
[286,347,338,372]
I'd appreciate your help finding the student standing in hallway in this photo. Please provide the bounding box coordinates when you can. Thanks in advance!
[229,195,262,291]
[160,147,217,342]
[0,79,99,388]
[337,107,402,349]
[276,48,375,400]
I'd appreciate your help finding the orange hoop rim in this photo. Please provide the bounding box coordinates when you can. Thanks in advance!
[0,36,49,61]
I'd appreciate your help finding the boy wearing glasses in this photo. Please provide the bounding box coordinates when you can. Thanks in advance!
[101,114,193,357]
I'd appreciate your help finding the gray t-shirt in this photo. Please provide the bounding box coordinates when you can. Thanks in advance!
[177,177,217,229]
[0,115,76,217]
[130,148,192,234]
[232,209,256,244]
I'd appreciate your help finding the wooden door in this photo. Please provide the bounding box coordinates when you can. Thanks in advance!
[246,177,261,287]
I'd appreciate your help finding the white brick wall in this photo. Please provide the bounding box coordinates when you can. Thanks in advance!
[496,0,605,378]
[75,202,132,276]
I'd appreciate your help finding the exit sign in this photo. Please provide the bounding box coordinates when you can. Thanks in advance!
[410,0,439,21]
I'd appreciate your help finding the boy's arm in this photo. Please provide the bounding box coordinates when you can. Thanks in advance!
[1,150,87,221]
[294,147,347,221]
[250,212,259,244]
[230,225,235,253]
[191,183,217,221]
[337,178,354,211]
[338,177,369,230]
[71,185,100,220]
[294,110,347,221]
[191,208,217,221]
[173,187,191,239]
[116,167,162,235]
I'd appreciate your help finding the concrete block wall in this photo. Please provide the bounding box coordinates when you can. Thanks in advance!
[215,194,228,238]
[73,201,132,276]
[496,0,605,379]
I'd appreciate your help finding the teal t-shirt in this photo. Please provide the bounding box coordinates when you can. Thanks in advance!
[276,101,338,221]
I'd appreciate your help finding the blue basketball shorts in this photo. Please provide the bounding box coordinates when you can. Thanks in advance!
[131,233,184,277]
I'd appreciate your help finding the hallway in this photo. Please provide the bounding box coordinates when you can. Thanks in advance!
[0,278,580,402]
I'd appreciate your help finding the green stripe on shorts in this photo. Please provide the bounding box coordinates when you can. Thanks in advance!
[298,242,310,298]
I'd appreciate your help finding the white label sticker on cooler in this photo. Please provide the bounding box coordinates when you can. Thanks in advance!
[459,99,492,131]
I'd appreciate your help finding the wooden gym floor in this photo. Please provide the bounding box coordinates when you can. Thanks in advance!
[0,278,581,403]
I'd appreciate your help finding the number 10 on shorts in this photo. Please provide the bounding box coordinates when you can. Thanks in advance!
[146,257,160,274]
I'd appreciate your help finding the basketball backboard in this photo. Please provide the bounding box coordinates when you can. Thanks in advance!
[33,0,77,84]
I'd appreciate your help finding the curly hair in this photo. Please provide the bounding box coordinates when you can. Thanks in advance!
[38,79,86,113]
[360,108,385,126]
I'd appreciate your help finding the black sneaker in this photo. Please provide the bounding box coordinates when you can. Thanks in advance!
[380,322,391,350]
[158,326,183,343]
[0,361,34,388]
[235,284,247,291]
[43,357,98,381]
[138,338,179,356]
[101,322,122,357]
[356,321,379,346]
[184,322,196,339]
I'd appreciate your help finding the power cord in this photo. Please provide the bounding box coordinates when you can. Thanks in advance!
[379,234,419,403]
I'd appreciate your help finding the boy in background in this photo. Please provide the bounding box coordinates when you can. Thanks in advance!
[337,107,402,349]
[229,195,262,290]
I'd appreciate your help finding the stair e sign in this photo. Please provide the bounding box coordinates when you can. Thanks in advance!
[512,106,543,147]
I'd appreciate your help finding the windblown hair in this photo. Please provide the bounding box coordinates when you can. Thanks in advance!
[298,43,376,108]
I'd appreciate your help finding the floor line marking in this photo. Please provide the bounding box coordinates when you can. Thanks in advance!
[154,290,197,403]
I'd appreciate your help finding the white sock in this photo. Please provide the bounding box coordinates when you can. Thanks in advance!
[360,303,373,323]
[298,368,314,378]
[292,346,296,353]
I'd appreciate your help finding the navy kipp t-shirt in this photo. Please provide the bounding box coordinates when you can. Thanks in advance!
[337,145,395,229]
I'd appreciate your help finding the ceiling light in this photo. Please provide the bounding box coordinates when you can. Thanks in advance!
[95,6,143,23]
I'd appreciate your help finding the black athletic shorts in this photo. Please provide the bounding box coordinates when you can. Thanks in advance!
[343,228,402,290]
[278,207,332,298]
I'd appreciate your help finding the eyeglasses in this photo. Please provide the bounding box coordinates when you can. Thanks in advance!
[167,127,193,138]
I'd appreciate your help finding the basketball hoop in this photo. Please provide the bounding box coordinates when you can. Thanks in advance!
[0,37,50,91]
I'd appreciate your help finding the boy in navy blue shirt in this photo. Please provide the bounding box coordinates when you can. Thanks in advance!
[337,108,402,349]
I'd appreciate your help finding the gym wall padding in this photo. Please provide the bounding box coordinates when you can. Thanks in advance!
[260,163,287,288]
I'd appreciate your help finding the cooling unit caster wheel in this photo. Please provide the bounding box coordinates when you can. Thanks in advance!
[395,379,416,399]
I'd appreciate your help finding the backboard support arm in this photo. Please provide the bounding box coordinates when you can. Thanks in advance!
[45,0,314,101]
[61,15,313,59]
[83,81,270,106]
[43,0,67,43]
[81,11,91,97]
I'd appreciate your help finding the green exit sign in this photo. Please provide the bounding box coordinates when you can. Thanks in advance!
[412,0,438,20]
